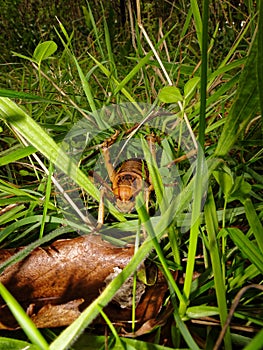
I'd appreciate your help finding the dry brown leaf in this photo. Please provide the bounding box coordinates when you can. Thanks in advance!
[30,299,84,328]
[0,234,174,331]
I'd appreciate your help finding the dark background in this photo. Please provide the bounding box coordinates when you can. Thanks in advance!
[0,0,250,66]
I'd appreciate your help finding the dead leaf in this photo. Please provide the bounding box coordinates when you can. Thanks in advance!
[0,234,134,328]
[30,299,84,328]
[0,234,175,331]
[121,304,174,337]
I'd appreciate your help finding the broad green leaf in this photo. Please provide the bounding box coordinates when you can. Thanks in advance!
[215,34,260,157]
[33,41,57,63]
[186,305,219,319]
[158,86,183,103]
[213,165,234,198]
[0,338,39,350]
[228,176,251,202]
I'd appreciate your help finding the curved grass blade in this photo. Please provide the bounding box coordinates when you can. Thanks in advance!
[0,88,61,103]
[0,283,49,350]
[0,145,36,166]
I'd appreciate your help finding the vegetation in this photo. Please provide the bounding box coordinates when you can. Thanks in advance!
[0,0,262,349]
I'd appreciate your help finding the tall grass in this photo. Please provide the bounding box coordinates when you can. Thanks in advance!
[0,1,262,349]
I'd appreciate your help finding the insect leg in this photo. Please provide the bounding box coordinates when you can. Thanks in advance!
[102,146,116,183]
[146,133,157,162]
[145,133,158,191]
[97,187,106,229]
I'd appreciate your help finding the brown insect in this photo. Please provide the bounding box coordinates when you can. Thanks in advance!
[103,155,152,213]
[92,131,156,225]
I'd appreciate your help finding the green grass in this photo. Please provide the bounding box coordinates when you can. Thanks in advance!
[0,1,262,349]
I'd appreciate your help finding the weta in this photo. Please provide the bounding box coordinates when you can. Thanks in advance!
[91,131,156,225]
[102,155,152,213]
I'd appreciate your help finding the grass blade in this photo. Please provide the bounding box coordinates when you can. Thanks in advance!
[39,161,53,238]
[0,145,36,166]
[204,187,232,350]
[198,0,208,148]
[190,0,202,50]
[0,338,39,350]
[226,227,263,274]
[88,53,137,104]
[0,98,98,200]
[0,88,61,103]
[0,283,49,350]
[243,328,263,350]
[243,197,263,253]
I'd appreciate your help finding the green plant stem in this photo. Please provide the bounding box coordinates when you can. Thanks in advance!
[199,0,209,149]
[97,306,122,345]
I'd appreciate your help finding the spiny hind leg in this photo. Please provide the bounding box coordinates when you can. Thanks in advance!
[101,130,120,183]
